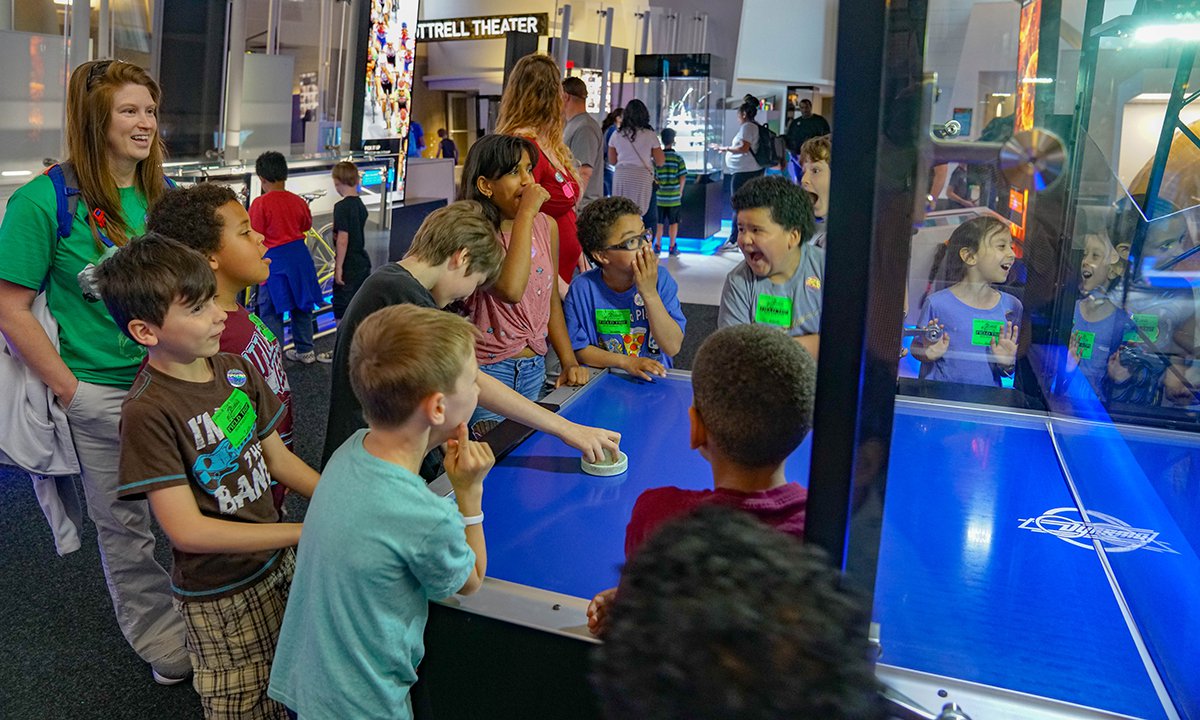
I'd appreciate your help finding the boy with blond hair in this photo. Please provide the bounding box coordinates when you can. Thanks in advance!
[94,233,319,719]
[323,201,621,476]
[330,161,372,321]
[271,305,491,719]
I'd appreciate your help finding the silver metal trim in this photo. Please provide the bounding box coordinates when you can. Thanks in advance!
[1044,421,1183,720]
[434,578,598,644]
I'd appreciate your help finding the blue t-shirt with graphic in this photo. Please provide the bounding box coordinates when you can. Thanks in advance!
[917,287,1023,387]
[564,267,686,368]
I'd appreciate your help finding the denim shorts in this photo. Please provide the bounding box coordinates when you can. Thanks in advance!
[471,354,546,426]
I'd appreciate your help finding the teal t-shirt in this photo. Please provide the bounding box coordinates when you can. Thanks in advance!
[268,430,474,720]
[0,175,149,387]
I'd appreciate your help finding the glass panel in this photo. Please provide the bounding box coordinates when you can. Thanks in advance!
[871,2,1197,718]
[633,76,725,175]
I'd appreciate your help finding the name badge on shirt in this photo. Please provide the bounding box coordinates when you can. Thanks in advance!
[213,389,257,451]
[1072,329,1096,360]
[248,312,277,343]
[562,179,576,200]
[596,309,631,335]
[971,319,1006,346]
[1122,313,1160,343]
[754,294,792,328]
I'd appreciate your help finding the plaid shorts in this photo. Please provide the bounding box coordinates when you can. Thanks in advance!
[175,549,295,720]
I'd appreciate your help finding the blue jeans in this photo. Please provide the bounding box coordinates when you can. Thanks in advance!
[258,290,314,354]
[471,354,546,426]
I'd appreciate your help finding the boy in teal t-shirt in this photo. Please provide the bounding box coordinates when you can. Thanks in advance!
[653,128,687,256]
[269,305,492,720]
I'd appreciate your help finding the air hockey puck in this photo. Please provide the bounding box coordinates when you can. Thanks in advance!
[582,450,629,477]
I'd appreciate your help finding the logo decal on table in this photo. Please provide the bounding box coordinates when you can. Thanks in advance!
[1018,508,1178,554]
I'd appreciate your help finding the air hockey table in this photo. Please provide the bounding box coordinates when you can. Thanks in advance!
[419,369,1198,720]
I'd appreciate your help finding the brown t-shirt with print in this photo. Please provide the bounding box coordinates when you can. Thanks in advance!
[117,353,285,601]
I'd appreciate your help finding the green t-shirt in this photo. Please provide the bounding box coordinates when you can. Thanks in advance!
[0,175,149,387]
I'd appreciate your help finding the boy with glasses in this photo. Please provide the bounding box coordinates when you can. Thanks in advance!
[565,197,686,380]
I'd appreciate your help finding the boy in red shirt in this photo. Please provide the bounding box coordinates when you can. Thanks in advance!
[587,323,816,636]
[249,151,327,364]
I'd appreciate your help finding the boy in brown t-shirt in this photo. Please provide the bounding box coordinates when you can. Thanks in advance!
[94,233,319,720]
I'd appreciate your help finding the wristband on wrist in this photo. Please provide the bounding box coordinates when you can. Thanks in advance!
[461,512,484,526]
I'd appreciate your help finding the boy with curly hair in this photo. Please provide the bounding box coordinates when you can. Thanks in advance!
[718,175,824,360]
[566,196,686,381]
[587,323,815,637]
[591,505,885,720]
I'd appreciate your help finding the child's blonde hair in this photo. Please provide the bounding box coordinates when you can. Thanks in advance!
[495,54,580,185]
[799,134,831,165]
[350,305,479,427]
[332,161,359,187]
[405,201,505,286]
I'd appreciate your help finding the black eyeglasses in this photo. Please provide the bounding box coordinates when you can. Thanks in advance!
[604,230,653,252]
[86,60,115,91]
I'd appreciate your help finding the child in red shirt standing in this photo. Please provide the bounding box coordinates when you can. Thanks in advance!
[249,151,327,364]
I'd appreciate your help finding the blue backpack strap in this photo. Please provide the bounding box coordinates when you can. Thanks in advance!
[163,174,178,190]
[43,163,82,240]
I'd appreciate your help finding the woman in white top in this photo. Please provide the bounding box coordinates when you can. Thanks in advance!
[608,99,665,223]
[718,99,765,247]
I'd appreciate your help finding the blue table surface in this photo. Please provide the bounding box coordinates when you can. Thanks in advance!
[480,372,1187,718]
[482,372,811,601]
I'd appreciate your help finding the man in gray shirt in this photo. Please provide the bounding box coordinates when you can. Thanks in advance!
[562,77,605,208]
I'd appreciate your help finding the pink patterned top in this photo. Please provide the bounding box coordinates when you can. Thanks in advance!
[464,213,556,363]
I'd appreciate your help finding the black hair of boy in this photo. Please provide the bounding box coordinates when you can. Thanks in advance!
[731,175,815,245]
[577,196,643,265]
[592,505,886,720]
[457,133,539,228]
[692,324,815,467]
[660,127,676,146]
[255,150,289,183]
[146,183,239,256]
[93,232,217,342]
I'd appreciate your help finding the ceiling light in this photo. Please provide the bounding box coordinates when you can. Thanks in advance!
[1133,23,1200,43]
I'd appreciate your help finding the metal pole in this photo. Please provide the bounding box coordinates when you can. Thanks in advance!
[0,0,11,31]
[639,10,650,54]
[697,13,708,54]
[556,4,571,74]
[69,0,90,70]
[266,0,281,55]
[318,0,331,124]
[99,0,110,57]
[667,12,679,53]
[600,8,613,116]
[225,0,247,162]
[339,0,358,152]
[150,0,165,79]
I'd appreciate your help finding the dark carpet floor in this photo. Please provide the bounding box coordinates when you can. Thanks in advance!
[0,303,717,719]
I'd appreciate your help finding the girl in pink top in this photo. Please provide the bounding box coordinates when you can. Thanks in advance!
[459,135,590,430]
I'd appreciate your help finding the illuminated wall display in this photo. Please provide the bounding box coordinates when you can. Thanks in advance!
[415,14,549,42]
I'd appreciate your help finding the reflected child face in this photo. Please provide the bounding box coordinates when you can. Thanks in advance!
[736,207,803,283]
[962,228,1015,284]
[1079,233,1117,294]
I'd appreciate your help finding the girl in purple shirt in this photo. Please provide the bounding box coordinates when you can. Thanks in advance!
[913,216,1023,387]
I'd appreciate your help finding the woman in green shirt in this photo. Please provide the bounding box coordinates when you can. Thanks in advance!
[0,59,189,684]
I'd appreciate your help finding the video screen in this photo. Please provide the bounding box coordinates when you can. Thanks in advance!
[362,0,420,144]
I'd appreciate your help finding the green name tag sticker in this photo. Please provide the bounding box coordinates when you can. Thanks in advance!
[1073,330,1095,360]
[755,294,793,328]
[1122,313,1160,344]
[595,309,631,336]
[212,389,256,451]
[971,319,1006,346]
[248,312,277,343]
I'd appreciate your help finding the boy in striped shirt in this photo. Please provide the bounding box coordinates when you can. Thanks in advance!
[654,128,688,256]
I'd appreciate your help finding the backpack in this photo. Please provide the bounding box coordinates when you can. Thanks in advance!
[753,123,782,167]
[43,161,177,242]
